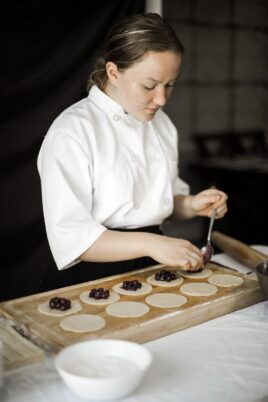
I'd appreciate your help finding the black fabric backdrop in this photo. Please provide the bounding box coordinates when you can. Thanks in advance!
[0,0,145,302]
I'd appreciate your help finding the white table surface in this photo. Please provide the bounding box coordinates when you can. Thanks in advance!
[1,247,268,402]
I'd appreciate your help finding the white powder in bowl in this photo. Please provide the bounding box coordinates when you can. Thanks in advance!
[65,355,139,378]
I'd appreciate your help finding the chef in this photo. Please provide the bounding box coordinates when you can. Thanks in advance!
[37,13,228,291]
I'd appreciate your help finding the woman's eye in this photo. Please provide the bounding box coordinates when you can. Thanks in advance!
[143,85,155,90]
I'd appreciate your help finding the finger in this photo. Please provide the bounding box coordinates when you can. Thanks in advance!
[179,259,203,271]
[177,250,204,270]
[174,240,204,269]
[176,259,191,269]
[198,193,222,207]
[185,265,203,272]
[200,189,227,200]
[178,239,203,256]
[185,254,203,269]
[204,196,228,216]
[193,193,227,214]
[205,190,228,202]
[196,206,213,217]
[189,244,204,256]
[211,194,228,208]
[215,205,228,218]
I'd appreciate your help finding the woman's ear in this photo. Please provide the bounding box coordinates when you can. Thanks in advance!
[106,61,120,85]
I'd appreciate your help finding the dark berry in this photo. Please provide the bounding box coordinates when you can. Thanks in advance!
[121,280,142,291]
[154,269,177,282]
[186,268,203,274]
[89,288,110,300]
[49,296,71,311]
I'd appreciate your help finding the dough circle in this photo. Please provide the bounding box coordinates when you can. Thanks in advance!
[208,274,243,287]
[37,300,82,317]
[112,282,152,296]
[79,290,120,305]
[180,282,218,296]
[106,301,150,318]
[176,268,212,279]
[145,293,187,308]
[60,314,106,333]
[147,274,184,287]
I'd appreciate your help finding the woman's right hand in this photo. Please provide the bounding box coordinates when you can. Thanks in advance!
[147,234,204,271]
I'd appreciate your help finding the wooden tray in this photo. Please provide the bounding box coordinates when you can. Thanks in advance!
[0,262,263,368]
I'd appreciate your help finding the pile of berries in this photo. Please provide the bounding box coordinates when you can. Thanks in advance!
[89,288,110,300]
[155,269,177,282]
[49,297,71,311]
[121,280,142,291]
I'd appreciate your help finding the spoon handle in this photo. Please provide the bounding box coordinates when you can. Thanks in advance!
[207,208,217,243]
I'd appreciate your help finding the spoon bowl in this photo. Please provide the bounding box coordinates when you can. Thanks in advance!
[201,243,214,265]
[201,208,217,265]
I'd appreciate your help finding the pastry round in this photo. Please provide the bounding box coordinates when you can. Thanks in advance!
[176,268,212,279]
[60,314,106,333]
[79,290,120,305]
[208,274,243,287]
[37,300,82,317]
[105,301,150,318]
[147,274,183,287]
[145,293,187,308]
[112,282,152,296]
[180,282,218,296]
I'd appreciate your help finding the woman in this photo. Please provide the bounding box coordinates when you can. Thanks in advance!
[38,13,227,291]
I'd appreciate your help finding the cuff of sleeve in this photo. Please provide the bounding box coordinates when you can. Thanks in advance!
[173,178,190,196]
[54,225,107,270]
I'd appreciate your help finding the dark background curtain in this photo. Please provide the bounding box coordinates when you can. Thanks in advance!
[0,0,145,302]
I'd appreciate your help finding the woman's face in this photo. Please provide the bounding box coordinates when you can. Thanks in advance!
[105,51,182,122]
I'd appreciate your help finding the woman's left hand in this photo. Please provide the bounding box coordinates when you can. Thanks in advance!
[190,189,228,218]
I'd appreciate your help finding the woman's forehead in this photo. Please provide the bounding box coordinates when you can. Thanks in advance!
[125,51,182,79]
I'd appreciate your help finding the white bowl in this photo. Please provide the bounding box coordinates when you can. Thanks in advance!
[55,339,152,400]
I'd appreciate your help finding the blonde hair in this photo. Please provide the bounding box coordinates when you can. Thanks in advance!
[87,13,184,92]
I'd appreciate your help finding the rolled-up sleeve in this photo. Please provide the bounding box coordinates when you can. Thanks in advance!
[173,176,190,196]
[38,130,106,270]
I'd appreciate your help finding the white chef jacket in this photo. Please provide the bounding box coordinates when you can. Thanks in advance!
[37,86,189,270]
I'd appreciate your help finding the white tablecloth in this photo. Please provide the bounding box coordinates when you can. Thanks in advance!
[1,248,268,402]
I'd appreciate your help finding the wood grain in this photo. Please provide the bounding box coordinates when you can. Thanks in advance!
[211,231,268,269]
[0,262,263,369]
[0,326,44,370]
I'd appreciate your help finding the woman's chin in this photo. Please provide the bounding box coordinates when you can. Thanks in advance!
[132,110,157,122]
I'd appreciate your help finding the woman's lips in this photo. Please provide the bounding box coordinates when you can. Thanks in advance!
[147,108,158,113]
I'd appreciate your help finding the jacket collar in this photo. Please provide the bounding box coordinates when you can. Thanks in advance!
[88,86,126,117]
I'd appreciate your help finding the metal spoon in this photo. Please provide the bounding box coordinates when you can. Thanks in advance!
[201,208,217,265]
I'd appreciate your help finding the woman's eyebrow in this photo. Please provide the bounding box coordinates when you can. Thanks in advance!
[146,77,178,84]
[146,77,159,82]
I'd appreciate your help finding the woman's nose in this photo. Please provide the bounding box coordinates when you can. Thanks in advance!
[153,87,168,107]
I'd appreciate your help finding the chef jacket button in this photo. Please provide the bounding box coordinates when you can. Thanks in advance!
[164,198,170,206]
[154,153,162,161]
[131,155,137,162]
[134,202,140,209]
[113,114,121,121]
